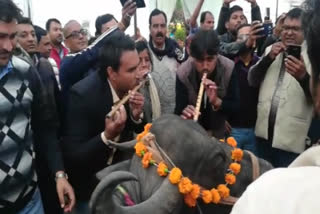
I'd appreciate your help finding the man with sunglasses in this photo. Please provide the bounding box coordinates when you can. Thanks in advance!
[64,20,88,54]
[248,8,313,167]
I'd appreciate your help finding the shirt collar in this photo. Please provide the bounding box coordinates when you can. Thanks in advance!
[108,79,120,104]
[0,60,13,79]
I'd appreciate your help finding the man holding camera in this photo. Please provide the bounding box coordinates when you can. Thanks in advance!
[248,8,313,167]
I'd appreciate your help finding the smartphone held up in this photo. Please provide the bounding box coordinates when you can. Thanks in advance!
[120,0,145,8]
[286,45,301,60]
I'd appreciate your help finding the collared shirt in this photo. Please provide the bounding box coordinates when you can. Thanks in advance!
[108,79,120,104]
[0,60,13,79]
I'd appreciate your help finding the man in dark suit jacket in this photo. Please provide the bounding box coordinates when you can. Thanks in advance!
[61,32,145,213]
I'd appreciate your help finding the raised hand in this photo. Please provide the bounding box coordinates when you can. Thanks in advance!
[121,0,137,28]
[223,0,236,7]
[246,21,265,48]
[245,0,257,6]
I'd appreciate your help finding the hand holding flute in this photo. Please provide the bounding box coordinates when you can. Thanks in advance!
[181,74,221,121]
[106,72,149,119]
[193,72,207,121]
[104,90,145,140]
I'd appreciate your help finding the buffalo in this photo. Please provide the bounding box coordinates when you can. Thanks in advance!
[90,115,272,214]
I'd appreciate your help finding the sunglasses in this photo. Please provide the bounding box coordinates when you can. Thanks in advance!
[65,28,88,39]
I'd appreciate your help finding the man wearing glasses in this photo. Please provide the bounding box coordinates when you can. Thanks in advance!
[248,8,313,167]
[63,20,89,54]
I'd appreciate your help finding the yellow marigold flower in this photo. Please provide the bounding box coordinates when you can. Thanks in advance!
[134,142,147,157]
[229,163,241,175]
[210,188,221,204]
[184,193,197,207]
[231,148,244,162]
[219,139,225,143]
[225,173,236,185]
[190,184,200,200]
[217,184,230,199]
[178,177,193,194]
[142,152,152,168]
[169,167,182,184]
[201,190,212,204]
[227,137,237,148]
[157,161,168,177]
[144,123,152,132]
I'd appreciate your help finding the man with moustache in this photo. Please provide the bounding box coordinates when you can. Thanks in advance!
[0,1,75,213]
[15,17,72,214]
[148,9,186,115]
[46,18,68,68]
[175,30,239,139]
[248,8,313,167]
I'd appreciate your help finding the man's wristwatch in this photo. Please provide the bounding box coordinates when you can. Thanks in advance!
[55,172,68,181]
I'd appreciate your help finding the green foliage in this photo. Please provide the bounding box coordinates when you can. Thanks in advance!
[174,26,186,42]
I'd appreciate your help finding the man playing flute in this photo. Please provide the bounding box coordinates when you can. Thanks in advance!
[176,30,240,139]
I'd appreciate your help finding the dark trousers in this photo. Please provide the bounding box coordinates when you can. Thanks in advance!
[256,137,299,167]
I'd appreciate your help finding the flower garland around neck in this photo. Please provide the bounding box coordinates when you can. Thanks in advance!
[134,123,243,208]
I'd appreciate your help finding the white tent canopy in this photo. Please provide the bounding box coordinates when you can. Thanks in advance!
[14,0,304,39]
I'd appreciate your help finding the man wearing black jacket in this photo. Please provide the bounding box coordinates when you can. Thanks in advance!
[61,32,145,213]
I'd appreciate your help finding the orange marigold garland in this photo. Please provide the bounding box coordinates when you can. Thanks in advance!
[169,168,182,184]
[227,137,237,147]
[217,184,230,199]
[142,152,153,168]
[231,148,244,162]
[229,163,241,175]
[225,173,236,185]
[211,188,221,204]
[178,177,193,194]
[201,190,212,204]
[157,161,169,177]
[136,132,145,141]
[184,193,197,207]
[144,123,152,132]
[190,184,200,200]
[134,127,244,208]
[134,142,147,157]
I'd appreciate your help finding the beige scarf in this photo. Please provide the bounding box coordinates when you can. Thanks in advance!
[148,77,161,121]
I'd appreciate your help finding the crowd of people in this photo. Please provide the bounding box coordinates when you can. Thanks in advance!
[1,0,320,213]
